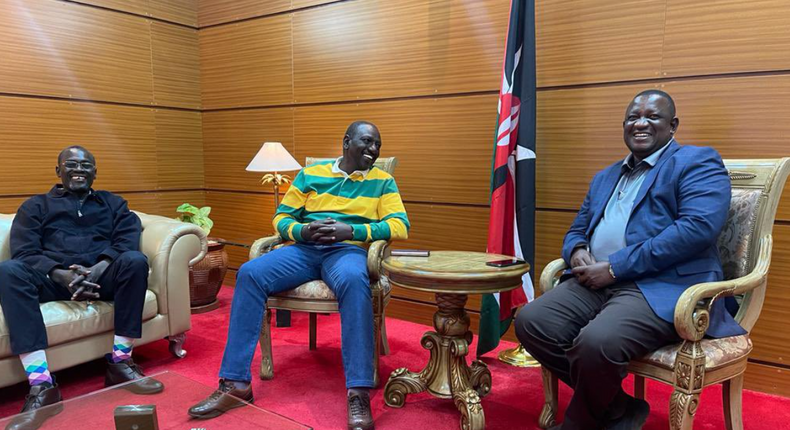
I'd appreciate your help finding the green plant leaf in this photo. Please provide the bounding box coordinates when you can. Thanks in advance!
[199,206,212,217]
[176,203,200,215]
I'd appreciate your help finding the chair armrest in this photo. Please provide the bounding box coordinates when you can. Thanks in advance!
[137,212,207,335]
[249,234,285,260]
[367,240,390,283]
[674,235,772,341]
[540,258,568,293]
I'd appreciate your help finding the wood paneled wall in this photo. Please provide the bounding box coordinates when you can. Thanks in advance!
[200,0,790,397]
[0,0,204,221]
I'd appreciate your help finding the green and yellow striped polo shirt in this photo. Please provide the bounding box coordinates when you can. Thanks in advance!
[273,159,410,245]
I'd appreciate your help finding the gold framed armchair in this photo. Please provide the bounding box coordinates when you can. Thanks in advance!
[537,158,790,430]
[250,156,398,387]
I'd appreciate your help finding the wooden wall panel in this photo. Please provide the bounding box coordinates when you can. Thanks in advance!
[749,225,790,364]
[198,0,290,27]
[535,0,665,87]
[294,95,496,205]
[68,0,148,17]
[203,108,295,190]
[292,0,508,103]
[205,191,278,245]
[744,362,790,399]
[150,0,199,27]
[151,23,201,109]
[0,96,158,194]
[403,203,488,253]
[200,15,293,109]
[663,0,790,78]
[0,197,31,216]
[0,0,154,105]
[291,0,340,10]
[155,110,204,189]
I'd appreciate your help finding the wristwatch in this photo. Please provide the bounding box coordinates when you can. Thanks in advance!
[608,264,616,280]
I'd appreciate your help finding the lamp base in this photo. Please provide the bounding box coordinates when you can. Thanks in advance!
[498,344,540,367]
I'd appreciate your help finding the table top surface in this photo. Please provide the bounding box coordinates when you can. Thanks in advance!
[382,250,531,294]
[0,371,310,430]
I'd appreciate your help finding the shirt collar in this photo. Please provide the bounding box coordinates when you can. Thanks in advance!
[49,185,101,202]
[622,138,674,170]
[332,157,370,179]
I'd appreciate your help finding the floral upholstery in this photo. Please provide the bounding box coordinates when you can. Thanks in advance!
[633,335,752,371]
[274,277,392,301]
[717,188,762,280]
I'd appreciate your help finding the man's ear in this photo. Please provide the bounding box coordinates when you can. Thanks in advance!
[343,134,350,149]
[670,117,680,134]
[55,165,61,177]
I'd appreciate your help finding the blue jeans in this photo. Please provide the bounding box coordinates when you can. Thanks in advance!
[218,243,375,388]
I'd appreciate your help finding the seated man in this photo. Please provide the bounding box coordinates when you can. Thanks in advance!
[0,146,162,430]
[188,121,409,430]
[515,90,743,430]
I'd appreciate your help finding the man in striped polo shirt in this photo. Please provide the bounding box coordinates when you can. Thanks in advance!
[189,121,409,430]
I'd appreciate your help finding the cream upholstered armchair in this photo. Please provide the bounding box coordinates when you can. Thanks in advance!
[537,158,790,430]
[251,156,397,387]
[0,211,207,388]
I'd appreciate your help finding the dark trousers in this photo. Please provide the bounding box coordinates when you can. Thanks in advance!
[0,251,149,356]
[515,277,679,430]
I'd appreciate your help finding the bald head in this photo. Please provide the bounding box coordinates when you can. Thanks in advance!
[58,145,95,165]
[56,145,97,197]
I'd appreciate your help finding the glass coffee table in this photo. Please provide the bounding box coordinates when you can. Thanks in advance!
[0,372,311,430]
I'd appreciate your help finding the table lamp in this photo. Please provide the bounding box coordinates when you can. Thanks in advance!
[245,142,302,210]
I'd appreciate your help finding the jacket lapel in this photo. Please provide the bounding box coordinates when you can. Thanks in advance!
[631,141,681,211]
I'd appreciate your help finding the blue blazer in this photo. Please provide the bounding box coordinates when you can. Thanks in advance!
[562,141,745,338]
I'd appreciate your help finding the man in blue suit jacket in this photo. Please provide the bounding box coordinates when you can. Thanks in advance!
[515,90,742,430]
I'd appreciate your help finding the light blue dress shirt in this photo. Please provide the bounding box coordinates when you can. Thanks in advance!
[590,140,674,262]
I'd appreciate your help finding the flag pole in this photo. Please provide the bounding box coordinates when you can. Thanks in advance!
[497,305,539,367]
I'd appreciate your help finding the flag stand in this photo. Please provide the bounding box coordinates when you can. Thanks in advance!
[498,344,540,367]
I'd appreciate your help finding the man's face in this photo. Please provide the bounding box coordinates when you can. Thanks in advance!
[55,148,96,195]
[343,124,381,171]
[622,94,679,161]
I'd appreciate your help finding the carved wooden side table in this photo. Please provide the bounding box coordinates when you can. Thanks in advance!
[382,251,529,430]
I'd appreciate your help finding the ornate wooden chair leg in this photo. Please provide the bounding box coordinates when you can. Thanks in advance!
[634,375,647,400]
[309,312,317,350]
[380,313,390,356]
[670,340,704,430]
[723,374,744,430]
[259,308,274,380]
[538,367,558,429]
[373,310,383,388]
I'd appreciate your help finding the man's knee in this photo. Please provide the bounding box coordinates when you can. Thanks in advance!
[116,251,149,273]
[0,260,33,293]
[570,325,624,366]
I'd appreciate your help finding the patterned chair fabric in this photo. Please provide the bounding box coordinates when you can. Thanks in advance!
[276,277,392,301]
[717,188,762,280]
[635,335,753,371]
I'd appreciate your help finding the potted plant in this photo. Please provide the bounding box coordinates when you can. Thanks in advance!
[177,203,228,313]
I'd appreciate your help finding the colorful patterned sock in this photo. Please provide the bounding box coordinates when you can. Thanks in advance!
[111,335,134,363]
[20,350,53,386]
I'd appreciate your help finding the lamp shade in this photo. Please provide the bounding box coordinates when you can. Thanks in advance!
[245,142,302,172]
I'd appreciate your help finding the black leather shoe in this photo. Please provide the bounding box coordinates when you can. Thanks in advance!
[606,396,650,430]
[347,390,374,430]
[188,379,254,420]
[5,383,63,430]
[105,358,164,395]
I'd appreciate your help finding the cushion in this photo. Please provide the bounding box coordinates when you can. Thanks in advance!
[274,277,392,301]
[717,188,761,280]
[634,335,752,371]
[0,290,158,357]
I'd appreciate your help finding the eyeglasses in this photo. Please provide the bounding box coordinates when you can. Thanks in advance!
[62,161,95,169]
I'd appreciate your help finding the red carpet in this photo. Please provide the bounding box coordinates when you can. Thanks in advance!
[2,287,790,429]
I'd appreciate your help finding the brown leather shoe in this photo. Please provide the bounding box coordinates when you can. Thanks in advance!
[188,379,254,420]
[5,383,63,430]
[105,358,164,395]
[347,390,374,430]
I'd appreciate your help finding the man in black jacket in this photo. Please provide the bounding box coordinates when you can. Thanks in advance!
[0,146,162,430]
